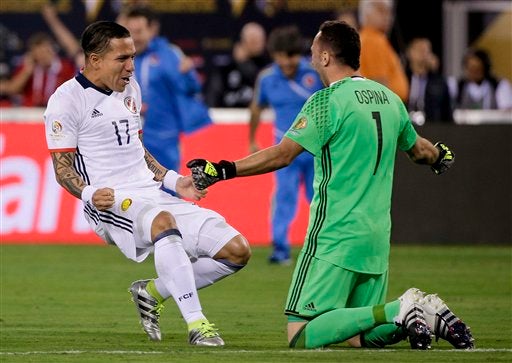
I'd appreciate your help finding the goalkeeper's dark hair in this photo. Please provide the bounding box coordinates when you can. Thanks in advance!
[124,5,160,25]
[267,25,303,56]
[318,20,360,70]
[81,21,130,58]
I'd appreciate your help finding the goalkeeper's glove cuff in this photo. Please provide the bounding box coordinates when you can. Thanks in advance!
[162,170,183,191]
[217,160,237,180]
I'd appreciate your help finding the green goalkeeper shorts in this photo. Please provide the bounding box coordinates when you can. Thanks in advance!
[285,251,388,321]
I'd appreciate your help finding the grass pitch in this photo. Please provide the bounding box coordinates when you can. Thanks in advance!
[1,244,511,362]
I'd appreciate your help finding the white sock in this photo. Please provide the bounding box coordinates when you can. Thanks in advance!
[192,257,240,289]
[154,235,205,324]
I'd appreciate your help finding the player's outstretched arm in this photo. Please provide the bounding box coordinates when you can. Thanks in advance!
[50,151,114,210]
[187,137,304,190]
[407,137,455,174]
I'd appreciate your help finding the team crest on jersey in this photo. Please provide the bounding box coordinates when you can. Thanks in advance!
[302,74,315,88]
[124,96,137,114]
[51,120,63,134]
[292,117,307,130]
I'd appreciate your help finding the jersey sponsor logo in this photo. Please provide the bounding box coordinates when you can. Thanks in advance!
[91,108,103,118]
[124,96,138,114]
[51,120,63,134]
[121,198,132,211]
[292,116,307,130]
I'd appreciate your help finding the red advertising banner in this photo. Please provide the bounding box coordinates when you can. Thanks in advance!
[0,113,309,245]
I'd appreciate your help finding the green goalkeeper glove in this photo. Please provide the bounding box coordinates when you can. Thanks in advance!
[186,159,236,190]
[431,142,455,175]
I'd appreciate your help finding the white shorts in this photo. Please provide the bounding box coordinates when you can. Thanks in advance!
[83,187,240,262]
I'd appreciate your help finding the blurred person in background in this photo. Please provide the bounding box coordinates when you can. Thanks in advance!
[249,25,323,264]
[41,2,84,69]
[0,32,75,107]
[450,48,512,110]
[358,0,408,101]
[122,6,211,174]
[206,22,269,107]
[405,37,452,124]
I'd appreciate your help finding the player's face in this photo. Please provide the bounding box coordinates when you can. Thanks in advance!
[272,52,301,79]
[310,32,328,86]
[98,37,136,92]
[124,16,156,53]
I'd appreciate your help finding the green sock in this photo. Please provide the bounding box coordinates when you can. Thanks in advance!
[290,300,401,349]
[291,306,377,349]
[146,280,165,303]
[361,324,407,348]
[373,299,400,324]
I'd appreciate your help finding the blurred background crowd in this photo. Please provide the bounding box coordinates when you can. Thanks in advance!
[0,0,510,123]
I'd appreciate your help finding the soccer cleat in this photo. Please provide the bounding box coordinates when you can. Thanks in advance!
[129,279,163,341]
[395,288,432,350]
[188,321,225,347]
[420,293,475,349]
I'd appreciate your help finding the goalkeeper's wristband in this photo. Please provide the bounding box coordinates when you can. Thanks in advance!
[81,185,98,204]
[216,160,237,180]
[162,170,183,191]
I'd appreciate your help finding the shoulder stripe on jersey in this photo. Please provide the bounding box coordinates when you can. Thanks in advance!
[73,147,90,185]
[49,148,76,153]
[84,203,133,234]
[285,145,332,314]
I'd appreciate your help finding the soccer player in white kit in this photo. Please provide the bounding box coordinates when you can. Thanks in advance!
[44,20,251,347]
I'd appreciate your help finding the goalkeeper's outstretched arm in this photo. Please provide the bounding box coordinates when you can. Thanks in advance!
[187,137,304,190]
[236,137,304,176]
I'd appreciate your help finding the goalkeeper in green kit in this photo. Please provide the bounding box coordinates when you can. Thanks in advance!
[187,20,473,350]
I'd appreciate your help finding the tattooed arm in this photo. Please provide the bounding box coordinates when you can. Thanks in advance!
[50,151,114,210]
[143,147,167,182]
[50,151,86,199]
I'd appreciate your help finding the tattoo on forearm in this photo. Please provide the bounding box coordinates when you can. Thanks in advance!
[51,152,86,199]
[144,149,166,181]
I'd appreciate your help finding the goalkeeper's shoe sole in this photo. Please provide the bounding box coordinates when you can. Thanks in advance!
[188,322,225,347]
[396,288,432,350]
[129,279,163,341]
[421,293,475,349]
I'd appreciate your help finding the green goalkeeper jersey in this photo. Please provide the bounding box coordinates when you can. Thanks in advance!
[285,76,418,274]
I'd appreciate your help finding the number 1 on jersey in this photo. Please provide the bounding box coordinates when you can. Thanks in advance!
[372,111,383,175]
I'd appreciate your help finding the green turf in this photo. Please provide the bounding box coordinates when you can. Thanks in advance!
[1,244,511,362]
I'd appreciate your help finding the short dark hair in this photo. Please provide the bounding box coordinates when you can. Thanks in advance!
[318,20,360,70]
[80,21,130,57]
[124,6,159,24]
[267,25,303,55]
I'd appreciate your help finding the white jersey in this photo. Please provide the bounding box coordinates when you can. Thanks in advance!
[44,73,159,190]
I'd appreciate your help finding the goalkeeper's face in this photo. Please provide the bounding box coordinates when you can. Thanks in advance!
[273,52,301,79]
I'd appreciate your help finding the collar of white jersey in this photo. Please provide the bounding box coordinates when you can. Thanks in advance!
[329,76,365,87]
[76,73,113,96]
